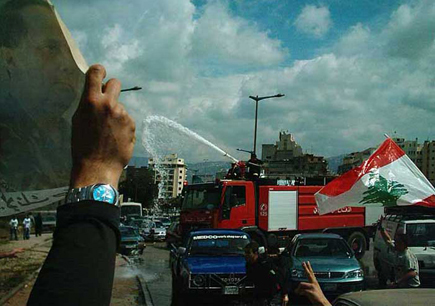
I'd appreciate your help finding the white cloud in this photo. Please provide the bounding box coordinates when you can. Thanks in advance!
[191,1,287,67]
[294,5,332,38]
[50,0,435,160]
[381,0,435,59]
[334,23,372,56]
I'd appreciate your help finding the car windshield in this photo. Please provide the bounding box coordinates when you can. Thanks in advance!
[121,205,142,217]
[120,227,138,237]
[189,234,250,256]
[406,223,435,247]
[294,238,351,258]
[154,222,163,228]
[182,186,222,210]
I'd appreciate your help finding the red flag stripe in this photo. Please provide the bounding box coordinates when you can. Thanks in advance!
[415,194,435,207]
[320,138,405,197]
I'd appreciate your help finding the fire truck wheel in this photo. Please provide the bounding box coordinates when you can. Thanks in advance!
[347,231,367,259]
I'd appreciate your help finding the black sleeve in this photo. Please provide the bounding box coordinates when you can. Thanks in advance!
[27,201,120,306]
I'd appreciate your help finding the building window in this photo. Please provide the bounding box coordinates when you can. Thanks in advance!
[179,176,182,179]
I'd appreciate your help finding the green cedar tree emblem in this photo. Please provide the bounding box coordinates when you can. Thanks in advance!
[359,172,408,207]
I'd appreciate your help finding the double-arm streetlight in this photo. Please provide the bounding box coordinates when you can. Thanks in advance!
[249,94,285,155]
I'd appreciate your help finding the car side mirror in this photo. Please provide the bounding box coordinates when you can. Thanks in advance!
[177,247,186,255]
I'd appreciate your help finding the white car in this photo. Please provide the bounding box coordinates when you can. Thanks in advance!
[373,213,435,287]
[149,221,167,241]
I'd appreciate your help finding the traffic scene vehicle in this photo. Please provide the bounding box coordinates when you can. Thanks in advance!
[166,221,181,248]
[149,221,167,241]
[119,225,146,256]
[332,288,435,306]
[170,229,253,304]
[180,179,384,257]
[288,233,364,296]
[120,202,143,218]
[373,207,435,287]
[39,211,57,232]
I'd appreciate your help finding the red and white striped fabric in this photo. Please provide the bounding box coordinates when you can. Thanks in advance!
[315,138,435,215]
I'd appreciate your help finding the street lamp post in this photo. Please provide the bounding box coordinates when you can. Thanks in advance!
[249,94,285,155]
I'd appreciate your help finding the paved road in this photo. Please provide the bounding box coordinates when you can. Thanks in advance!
[135,242,379,306]
[135,242,172,306]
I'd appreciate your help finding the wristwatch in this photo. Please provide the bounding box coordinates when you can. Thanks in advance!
[65,184,120,206]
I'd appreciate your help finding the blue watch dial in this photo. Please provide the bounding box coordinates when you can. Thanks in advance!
[92,185,116,204]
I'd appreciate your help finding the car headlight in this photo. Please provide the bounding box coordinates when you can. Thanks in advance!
[344,269,364,279]
[192,274,206,287]
[291,269,304,279]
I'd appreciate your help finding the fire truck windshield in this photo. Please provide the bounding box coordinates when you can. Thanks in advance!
[182,186,222,210]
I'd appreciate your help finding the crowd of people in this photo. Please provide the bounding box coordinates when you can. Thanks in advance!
[9,213,43,240]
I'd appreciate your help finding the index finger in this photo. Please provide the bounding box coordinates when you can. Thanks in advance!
[303,261,316,283]
[85,64,106,96]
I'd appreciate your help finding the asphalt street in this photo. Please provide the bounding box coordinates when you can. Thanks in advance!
[132,242,379,306]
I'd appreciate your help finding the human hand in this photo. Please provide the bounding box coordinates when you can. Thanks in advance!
[281,294,289,306]
[387,281,398,289]
[70,64,136,189]
[295,261,331,306]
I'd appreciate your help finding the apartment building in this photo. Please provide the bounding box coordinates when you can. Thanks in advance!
[149,154,186,198]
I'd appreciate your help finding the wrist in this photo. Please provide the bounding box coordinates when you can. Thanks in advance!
[70,161,123,189]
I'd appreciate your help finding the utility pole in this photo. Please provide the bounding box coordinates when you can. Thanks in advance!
[249,94,285,155]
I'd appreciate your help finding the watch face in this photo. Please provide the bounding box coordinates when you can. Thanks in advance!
[92,185,116,204]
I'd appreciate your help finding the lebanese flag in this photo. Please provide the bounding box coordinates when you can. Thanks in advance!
[315,138,435,215]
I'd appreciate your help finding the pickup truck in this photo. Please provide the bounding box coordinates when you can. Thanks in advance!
[170,229,253,304]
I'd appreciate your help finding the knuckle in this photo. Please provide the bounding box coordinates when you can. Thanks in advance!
[86,93,101,105]
[107,78,121,87]
[87,64,105,75]
[111,106,123,118]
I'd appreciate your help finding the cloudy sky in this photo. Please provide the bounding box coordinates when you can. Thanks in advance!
[52,0,435,162]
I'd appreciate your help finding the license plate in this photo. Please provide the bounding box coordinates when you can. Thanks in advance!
[223,286,239,295]
[321,283,337,291]
[125,245,136,248]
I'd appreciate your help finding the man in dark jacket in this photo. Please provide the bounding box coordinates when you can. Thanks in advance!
[34,213,43,237]
[244,241,289,306]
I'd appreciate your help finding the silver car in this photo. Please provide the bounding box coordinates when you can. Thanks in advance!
[289,233,364,296]
[149,221,167,241]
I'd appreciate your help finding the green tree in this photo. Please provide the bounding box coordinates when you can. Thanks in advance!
[119,167,158,209]
[359,172,408,207]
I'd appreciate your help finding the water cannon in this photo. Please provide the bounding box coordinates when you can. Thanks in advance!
[223,152,238,163]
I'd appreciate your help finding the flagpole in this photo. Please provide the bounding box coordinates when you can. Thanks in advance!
[384,133,390,139]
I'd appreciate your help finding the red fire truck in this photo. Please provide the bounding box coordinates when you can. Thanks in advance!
[180,179,384,257]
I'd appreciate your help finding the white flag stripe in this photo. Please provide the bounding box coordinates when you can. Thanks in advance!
[316,154,435,215]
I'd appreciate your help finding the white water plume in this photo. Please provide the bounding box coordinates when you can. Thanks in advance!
[142,116,238,163]
[141,115,238,200]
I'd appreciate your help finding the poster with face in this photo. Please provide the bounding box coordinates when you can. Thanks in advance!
[0,0,87,192]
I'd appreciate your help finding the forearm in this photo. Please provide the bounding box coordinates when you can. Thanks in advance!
[28,202,120,306]
[397,270,417,285]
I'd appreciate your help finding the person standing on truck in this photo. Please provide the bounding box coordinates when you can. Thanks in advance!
[244,241,289,306]
[226,162,242,179]
[246,154,263,180]
[378,221,420,288]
